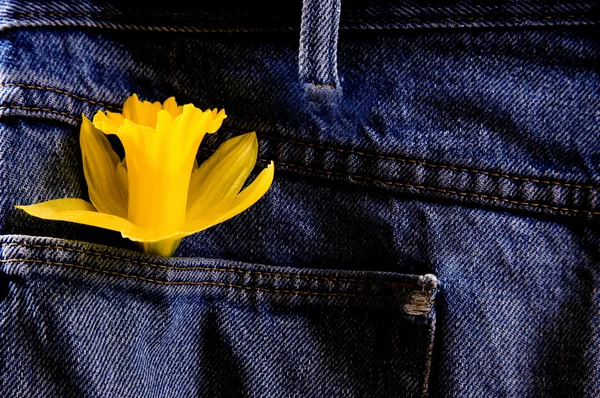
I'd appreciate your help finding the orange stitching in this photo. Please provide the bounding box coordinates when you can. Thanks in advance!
[267,159,600,216]
[0,258,392,299]
[0,105,80,121]
[0,242,419,288]
[0,83,120,110]
[250,132,600,191]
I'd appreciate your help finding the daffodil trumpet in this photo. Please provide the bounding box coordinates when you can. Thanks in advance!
[17,94,274,256]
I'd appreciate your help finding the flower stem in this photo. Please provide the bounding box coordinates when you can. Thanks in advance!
[141,238,182,257]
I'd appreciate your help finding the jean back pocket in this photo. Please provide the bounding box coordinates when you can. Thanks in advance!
[1,234,438,397]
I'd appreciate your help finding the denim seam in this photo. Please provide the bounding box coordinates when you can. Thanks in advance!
[422,312,436,398]
[248,132,600,192]
[10,12,103,19]
[0,242,422,289]
[2,86,597,192]
[2,103,598,216]
[345,15,588,23]
[265,159,600,215]
[0,105,80,121]
[0,83,120,111]
[0,257,394,299]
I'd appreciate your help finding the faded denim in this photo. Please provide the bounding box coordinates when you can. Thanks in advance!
[0,0,599,397]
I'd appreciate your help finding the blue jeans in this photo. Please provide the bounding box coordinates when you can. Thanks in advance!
[1,1,598,396]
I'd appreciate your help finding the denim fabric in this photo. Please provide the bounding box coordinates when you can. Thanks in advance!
[0,0,599,397]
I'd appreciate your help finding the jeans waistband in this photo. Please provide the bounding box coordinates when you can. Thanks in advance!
[0,1,597,32]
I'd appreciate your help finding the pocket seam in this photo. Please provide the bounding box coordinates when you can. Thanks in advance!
[0,83,120,110]
[0,257,395,300]
[1,242,422,289]
[0,104,80,121]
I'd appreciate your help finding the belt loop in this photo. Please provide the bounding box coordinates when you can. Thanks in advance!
[299,0,342,103]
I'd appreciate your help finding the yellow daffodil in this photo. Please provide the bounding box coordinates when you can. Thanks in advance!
[17,94,274,256]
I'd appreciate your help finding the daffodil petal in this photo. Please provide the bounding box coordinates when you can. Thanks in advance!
[155,109,174,132]
[209,108,227,133]
[15,198,182,243]
[172,105,213,141]
[122,94,163,128]
[92,111,122,136]
[80,116,128,218]
[116,159,128,202]
[16,198,136,234]
[162,97,183,119]
[106,111,126,125]
[187,132,258,219]
[183,161,274,234]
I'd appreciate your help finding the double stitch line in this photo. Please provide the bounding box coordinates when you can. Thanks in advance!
[233,130,600,192]
[203,147,600,216]
[0,83,120,111]
[0,258,391,300]
[0,105,80,121]
[0,242,420,289]
[344,14,587,24]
